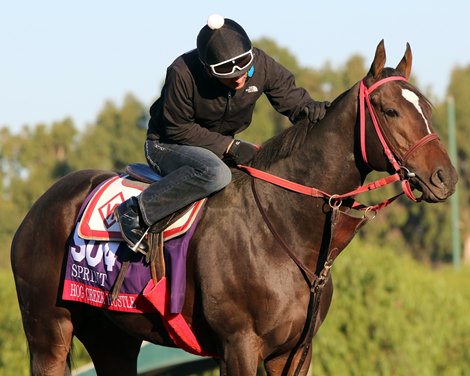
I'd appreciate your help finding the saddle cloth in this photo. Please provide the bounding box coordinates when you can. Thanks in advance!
[63,164,212,356]
[78,167,206,242]
[63,218,211,355]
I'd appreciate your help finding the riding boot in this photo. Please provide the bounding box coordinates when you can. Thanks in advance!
[114,197,149,253]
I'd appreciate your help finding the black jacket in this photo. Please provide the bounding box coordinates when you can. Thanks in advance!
[147,47,314,157]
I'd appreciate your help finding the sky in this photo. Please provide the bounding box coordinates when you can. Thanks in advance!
[1,1,469,132]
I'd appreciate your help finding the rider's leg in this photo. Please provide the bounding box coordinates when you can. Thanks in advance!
[115,140,232,251]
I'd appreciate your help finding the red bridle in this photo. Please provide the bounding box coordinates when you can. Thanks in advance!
[239,76,439,212]
[359,76,439,202]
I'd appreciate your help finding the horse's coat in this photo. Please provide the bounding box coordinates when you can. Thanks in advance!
[11,41,457,375]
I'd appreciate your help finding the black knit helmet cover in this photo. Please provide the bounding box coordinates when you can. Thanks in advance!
[197,17,252,76]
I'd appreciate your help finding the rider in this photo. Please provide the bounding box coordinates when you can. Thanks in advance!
[114,14,330,252]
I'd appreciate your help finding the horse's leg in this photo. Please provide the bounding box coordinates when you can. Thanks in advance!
[218,333,260,376]
[75,307,142,376]
[18,299,74,375]
[28,315,73,376]
[264,348,312,376]
[11,170,117,375]
[80,332,141,376]
[13,234,75,376]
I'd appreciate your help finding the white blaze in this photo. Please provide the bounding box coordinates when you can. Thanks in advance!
[402,89,431,134]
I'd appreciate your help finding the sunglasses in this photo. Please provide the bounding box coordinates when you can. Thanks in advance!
[209,50,254,76]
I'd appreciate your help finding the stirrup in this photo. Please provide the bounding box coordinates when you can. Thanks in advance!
[131,226,151,254]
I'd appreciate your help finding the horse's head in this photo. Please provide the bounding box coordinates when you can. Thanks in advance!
[360,40,458,202]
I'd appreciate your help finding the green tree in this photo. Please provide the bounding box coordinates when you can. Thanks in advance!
[0,269,29,375]
[71,93,147,171]
[242,39,367,144]
[241,38,304,143]
[0,120,78,266]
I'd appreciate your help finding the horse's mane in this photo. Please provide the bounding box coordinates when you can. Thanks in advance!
[253,88,352,170]
[252,116,312,170]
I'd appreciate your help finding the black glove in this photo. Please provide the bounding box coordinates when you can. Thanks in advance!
[303,101,331,124]
[227,139,258,165]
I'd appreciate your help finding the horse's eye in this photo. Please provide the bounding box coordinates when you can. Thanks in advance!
[384,108,399,117]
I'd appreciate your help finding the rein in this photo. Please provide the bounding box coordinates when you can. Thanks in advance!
[240,75,440,211]
[240,164,402,212]
[250,178,333,376]
[239,75,439,375]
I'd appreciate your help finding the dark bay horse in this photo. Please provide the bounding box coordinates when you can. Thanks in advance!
[11,41,457,375]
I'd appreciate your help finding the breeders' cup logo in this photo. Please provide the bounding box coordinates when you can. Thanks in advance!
[78,176,146,239]
[99,192,125,228]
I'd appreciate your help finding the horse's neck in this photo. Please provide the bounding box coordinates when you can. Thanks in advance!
[244,84,364,270]
[268,83,363,195]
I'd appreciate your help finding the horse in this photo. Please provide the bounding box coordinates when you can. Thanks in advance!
[11,40,457,376]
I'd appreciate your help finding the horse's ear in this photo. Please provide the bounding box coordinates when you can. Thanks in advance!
[368,39,386,78]
[395,42,412,79]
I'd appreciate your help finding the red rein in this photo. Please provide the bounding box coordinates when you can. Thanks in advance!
[240,76,439,213]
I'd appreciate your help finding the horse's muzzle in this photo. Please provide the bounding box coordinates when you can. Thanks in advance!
[413,165,458,202]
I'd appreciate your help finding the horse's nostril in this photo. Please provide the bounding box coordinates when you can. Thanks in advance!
[431,168,450,189]
[436,169,445,184]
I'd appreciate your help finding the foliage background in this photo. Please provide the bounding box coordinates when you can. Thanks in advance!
[1,38,469,375]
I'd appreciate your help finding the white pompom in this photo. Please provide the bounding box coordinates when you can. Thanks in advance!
[207,14,224,30]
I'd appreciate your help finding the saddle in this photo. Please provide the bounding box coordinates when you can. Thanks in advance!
[78,163,205,242]
[77,163,206,300]
[126,163,199,237]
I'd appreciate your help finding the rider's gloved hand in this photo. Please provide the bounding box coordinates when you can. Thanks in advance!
[227,139,258,165]
[303,101,331,123]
